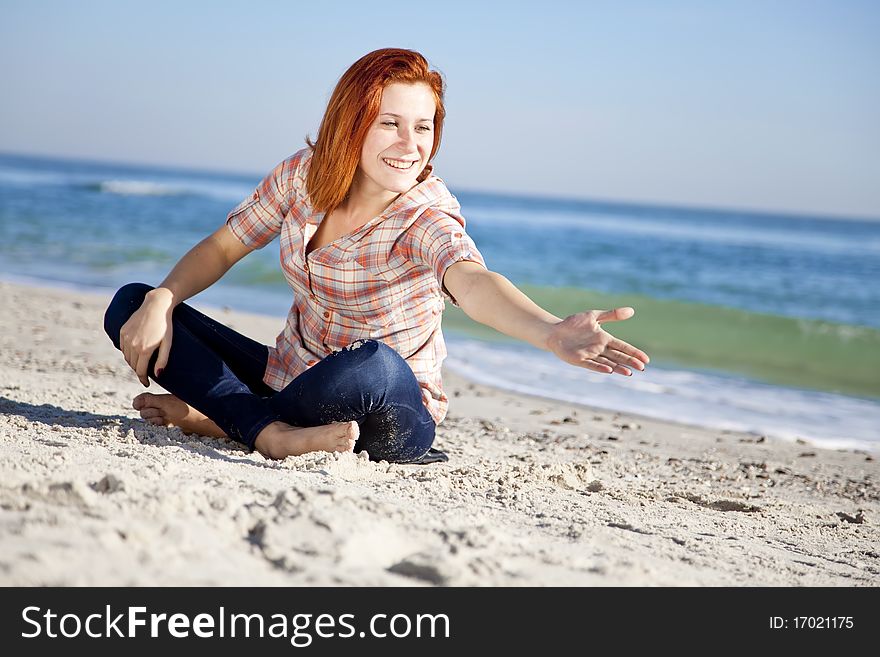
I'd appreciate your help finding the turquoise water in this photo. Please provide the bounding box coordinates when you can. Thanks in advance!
[1,151,878,449]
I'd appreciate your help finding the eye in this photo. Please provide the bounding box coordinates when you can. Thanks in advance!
[381,121,397,127]
[417,125,432,132]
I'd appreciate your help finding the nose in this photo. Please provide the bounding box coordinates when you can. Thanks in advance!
[397,126,417,150]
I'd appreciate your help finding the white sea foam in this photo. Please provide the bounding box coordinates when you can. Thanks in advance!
[444,336,880,452]
[95,178,251,201]
[0,160,253,202]
[98,180,186,196]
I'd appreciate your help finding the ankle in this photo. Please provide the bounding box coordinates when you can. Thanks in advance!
[254,421,285,459]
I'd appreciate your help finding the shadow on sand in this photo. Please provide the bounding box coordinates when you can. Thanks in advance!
[0,395,267,467]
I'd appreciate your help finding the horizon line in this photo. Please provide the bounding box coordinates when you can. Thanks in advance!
[1,147,878,225]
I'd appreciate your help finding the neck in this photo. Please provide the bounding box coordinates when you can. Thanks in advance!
[338,172,404,227]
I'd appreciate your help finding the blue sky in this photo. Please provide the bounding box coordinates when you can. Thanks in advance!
[1,0,878,218]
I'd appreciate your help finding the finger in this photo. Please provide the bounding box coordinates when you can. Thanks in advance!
[595,355,633,376]
[595,355,633,377]
[607,338,650,364]
[134,351,150,387]
[581,358,613,374]
[602,348,646,371]
[596,307,635,324]
[125,343,143,378]
[155,329,173,373]
[140,408,163,420]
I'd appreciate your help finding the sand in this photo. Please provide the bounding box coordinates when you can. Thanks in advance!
[0,279,877,586]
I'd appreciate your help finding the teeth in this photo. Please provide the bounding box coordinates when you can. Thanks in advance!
[383,158,415,170]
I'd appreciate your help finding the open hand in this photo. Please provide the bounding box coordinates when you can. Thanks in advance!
[545,307,649,376]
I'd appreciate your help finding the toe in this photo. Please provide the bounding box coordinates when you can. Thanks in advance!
[132,392,152,410]
[140,408,163,420]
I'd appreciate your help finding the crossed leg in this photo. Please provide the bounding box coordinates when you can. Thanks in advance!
[131,391,358,458]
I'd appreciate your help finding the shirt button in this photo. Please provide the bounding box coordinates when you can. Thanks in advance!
[309,294,316,301]
[454,232,462,238]
[323,311,330,318]
[303,263,309,271]
[307,360,317,366]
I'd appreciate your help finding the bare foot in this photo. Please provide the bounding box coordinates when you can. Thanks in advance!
[254,420,359,460]
[132,392,226,438]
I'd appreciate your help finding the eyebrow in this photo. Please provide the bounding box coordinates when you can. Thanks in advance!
[381,112,434,123]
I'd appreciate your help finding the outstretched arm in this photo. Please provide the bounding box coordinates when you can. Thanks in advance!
[443,261,649,376]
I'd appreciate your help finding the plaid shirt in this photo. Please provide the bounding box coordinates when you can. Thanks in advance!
[226,147,486,425]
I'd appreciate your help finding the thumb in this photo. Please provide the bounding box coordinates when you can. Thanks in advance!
[596,307,635,323]
[155,326,173,373]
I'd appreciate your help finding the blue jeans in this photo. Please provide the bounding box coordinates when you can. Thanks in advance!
[103,283,436,463]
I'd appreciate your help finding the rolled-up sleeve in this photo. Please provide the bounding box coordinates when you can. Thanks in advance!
[226,157,296,249]
[403,209,486,307]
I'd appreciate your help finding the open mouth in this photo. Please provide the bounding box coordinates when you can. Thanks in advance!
[382,157,417,171]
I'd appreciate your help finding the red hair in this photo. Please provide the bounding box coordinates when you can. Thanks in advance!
[305,48,446,215]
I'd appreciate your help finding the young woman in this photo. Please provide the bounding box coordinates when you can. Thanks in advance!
[103,48,649,464]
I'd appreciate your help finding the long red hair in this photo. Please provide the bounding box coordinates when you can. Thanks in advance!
[305,48,446,215]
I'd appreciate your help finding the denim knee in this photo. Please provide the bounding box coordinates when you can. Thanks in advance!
[103,282,154,348]
[370,340,413,377]
[339,339,413,384]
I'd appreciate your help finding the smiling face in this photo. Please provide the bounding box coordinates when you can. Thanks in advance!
[355,82,437,198]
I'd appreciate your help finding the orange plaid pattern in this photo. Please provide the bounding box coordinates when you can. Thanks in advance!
[226,147,486,425]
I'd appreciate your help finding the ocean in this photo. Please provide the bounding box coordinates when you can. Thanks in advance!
[1,152,878,451]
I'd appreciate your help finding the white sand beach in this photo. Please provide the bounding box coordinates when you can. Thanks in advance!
[0,279,877,586]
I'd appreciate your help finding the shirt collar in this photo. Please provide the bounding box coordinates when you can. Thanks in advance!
[378,167,445,219]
